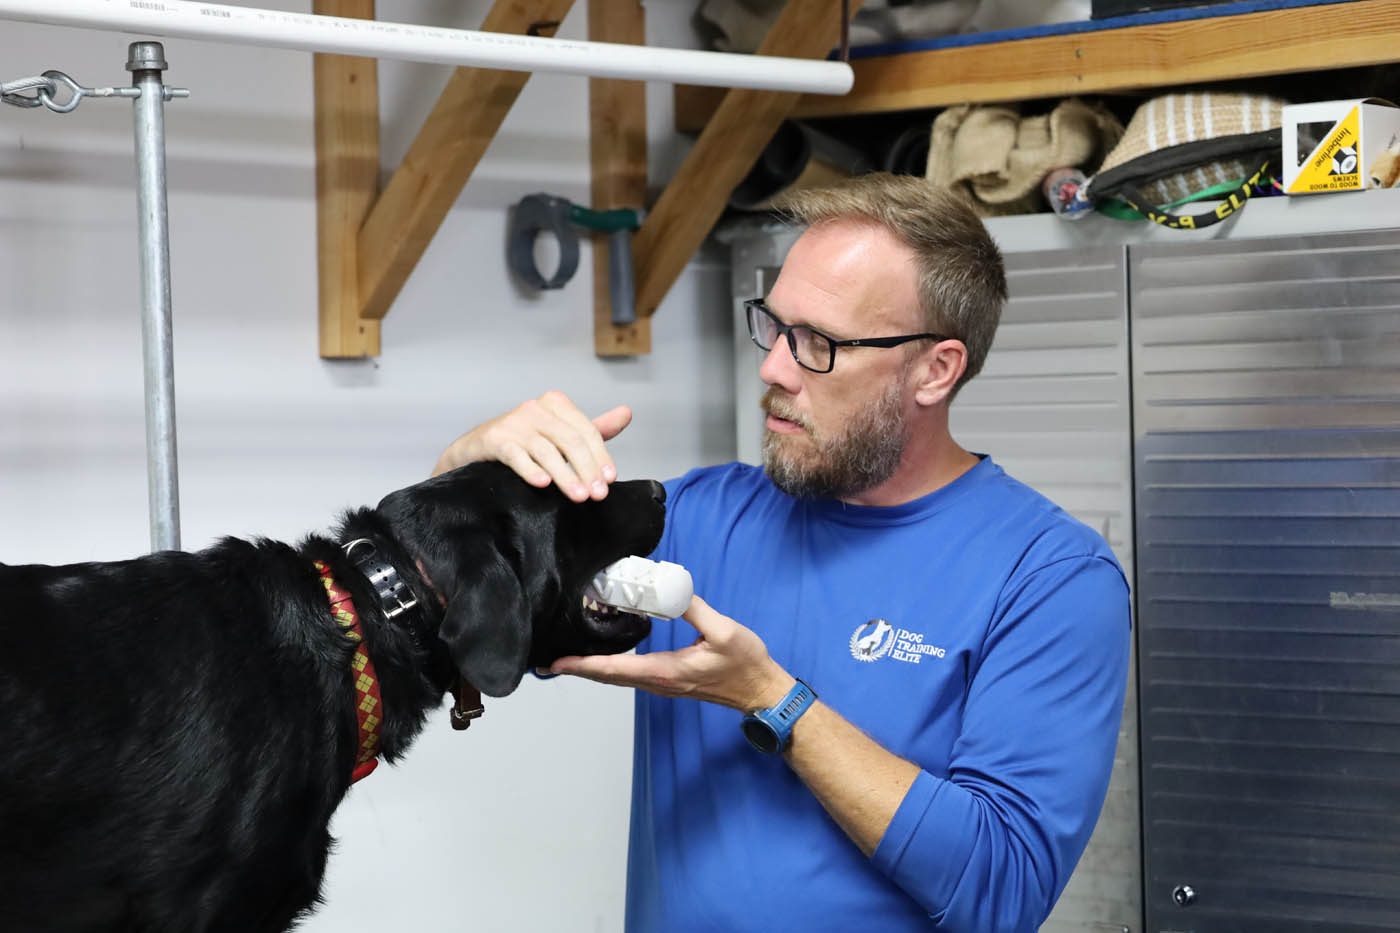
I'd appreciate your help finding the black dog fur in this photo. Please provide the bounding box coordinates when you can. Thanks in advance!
[0,462,666,932]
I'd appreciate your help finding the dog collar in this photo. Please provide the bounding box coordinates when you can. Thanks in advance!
[341,538,487,731]
[314,560,382,783]
[343,537,422,627]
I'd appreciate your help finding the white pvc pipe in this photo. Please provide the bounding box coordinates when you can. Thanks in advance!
[0,0,853,96]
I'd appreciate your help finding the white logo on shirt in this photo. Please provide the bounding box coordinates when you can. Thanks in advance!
[850,620,946,665]
[849,619,894,661]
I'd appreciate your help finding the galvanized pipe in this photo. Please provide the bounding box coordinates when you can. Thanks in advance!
[0,0,853,96]
[128,41,181,552]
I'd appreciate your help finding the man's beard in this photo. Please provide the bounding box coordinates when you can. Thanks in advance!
[761,378,910,500]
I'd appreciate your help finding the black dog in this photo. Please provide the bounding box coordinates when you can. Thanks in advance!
[0,462,665,932]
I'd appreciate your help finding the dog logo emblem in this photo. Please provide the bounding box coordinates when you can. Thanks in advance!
[850,619,894,662]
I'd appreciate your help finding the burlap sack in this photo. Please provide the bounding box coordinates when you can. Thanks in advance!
[925,98,1123,216]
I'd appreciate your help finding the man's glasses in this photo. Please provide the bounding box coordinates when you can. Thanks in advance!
[744,298,948,374]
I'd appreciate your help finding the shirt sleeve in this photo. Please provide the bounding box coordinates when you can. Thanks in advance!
[871,555,1131,932]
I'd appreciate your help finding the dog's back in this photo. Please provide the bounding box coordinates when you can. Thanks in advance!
[0,542,350,932]
[0,462,668,932]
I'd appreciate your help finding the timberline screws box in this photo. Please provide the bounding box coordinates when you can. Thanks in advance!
[1283,98,1400,195]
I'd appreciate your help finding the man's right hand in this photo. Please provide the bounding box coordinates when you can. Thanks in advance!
[432,391,632,502]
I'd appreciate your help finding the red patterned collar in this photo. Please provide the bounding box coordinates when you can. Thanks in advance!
[314,560,382,784]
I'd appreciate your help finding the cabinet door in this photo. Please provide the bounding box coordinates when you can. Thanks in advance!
[951,246,1139,933]
[1131,229,1400,932]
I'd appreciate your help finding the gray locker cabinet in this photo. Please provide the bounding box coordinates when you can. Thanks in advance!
[1131,229,1400,932]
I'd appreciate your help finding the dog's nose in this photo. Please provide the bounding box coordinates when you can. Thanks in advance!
[647,480,666,504]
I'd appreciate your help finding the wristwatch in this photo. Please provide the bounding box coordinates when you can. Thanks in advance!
[740,679,817,755]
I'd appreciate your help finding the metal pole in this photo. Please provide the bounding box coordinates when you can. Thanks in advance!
[128,41,181,552]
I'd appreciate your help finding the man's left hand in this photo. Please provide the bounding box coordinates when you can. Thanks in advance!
[549,596,796,712]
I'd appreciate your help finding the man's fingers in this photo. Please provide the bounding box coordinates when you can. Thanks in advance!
[448,393,626,498]
[496,444,552,488]
[551,651,678,689]
[535,397,615,498]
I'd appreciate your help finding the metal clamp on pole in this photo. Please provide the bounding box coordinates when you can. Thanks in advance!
[506,194,641,325]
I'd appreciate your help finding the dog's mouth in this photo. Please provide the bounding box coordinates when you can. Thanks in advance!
[579,578,647,627]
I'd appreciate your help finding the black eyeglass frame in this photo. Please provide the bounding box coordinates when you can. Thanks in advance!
[744,298,950,374]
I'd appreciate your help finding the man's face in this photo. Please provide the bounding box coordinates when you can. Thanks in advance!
[757,221,924,501]
[761,370,910,500]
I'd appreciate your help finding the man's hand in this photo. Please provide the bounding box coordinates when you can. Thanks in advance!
[549,596,796,712]
[556,595,922,858]
[432,391,631,502]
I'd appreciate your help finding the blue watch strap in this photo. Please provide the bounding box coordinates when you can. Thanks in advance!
[742,679,817,754]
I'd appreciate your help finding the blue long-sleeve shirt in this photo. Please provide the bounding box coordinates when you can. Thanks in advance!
[626,458,1130,931]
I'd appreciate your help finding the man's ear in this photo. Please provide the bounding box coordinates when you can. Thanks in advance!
[913,338,968,407]
[438,547,531,698]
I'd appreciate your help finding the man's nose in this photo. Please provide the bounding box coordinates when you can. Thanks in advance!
[758,338,801,392]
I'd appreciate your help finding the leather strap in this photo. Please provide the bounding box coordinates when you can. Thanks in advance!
[450,678,485,730]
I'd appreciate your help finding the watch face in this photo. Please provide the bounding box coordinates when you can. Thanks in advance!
[741,716,782,755]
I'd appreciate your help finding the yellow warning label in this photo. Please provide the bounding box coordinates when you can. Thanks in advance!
[1289,106,1362,193]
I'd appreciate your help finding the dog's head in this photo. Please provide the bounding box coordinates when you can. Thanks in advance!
[375,462,667,697]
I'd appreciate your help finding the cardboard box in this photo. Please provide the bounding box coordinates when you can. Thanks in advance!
[1283,98,1400,195]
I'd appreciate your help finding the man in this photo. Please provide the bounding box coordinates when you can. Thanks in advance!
[436,174,1130,931]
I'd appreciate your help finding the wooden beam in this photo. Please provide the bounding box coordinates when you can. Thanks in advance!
[589,0,650,356]
[633,0,857,321]
[356,0,577,324]
[675,0,1400,127]
[314,0,380,358]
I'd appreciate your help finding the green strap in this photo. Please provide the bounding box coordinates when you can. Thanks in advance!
[568,204,640,233]
[1098,174,1279,222]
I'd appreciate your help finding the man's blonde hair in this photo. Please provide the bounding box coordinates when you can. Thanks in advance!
[772,173,1007,392]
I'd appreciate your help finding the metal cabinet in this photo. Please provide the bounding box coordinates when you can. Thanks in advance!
[1132,229,1400,932]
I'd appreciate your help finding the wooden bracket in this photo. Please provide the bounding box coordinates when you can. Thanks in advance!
[632,0,858,322]
[315,0,578,358]
[589,0,650,357]
[314,0,855,358]
[314,0,380,358]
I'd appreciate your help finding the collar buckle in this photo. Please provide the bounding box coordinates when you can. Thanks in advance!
[343,537,420,621]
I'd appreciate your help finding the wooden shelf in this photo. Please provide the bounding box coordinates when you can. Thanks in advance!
[675,0,1400,132]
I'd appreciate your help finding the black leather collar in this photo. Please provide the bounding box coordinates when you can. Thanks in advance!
[341,537,430,648]
[340,536,485,729]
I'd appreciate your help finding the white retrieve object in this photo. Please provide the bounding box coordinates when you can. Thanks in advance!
[589,556,693,620]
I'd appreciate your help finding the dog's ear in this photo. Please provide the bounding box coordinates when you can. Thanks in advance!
[439,546,532,698]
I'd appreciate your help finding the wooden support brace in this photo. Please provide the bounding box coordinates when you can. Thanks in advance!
[315,0,380,358]
[355,0,578,329]
[632,0,858,322]
[589,0,650,357]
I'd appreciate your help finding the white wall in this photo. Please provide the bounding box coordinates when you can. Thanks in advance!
[0,2,734,929]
